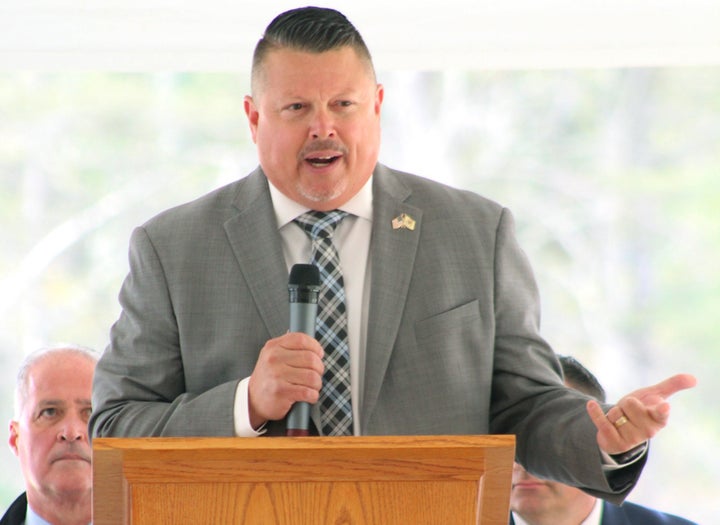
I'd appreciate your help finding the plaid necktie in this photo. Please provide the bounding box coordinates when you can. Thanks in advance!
[294,210,353,436]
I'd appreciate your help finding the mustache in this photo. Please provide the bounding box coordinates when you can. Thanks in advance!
[299,139,349,158]
[48,443,92,464]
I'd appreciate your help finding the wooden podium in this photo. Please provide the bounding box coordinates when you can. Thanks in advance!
[93,434,515,525]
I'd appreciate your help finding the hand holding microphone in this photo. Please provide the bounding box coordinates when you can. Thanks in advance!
[245,264,323,432]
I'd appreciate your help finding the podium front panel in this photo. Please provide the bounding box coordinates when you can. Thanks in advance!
[93,434,515,525]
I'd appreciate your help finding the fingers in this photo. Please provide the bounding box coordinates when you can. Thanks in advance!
[588,395,671,455]
[648,373,697,399]
[277,331,326,360]
[588,400,639,455]
[621,395,670,429]
[629,374,697,405]
[248,333,325,424]
[587,399,615,435]
[588,400,632,455]
[589,372,696,454]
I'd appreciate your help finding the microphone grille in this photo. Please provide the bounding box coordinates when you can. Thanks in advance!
[288,263,320,286]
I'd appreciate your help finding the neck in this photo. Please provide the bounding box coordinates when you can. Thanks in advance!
[28,491,92,525]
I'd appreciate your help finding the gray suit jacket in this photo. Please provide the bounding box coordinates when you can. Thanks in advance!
[91,164,641,502]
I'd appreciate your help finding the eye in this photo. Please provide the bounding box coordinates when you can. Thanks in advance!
[336,100,353,108]
[286,102,304,111]
[39,407,58,418]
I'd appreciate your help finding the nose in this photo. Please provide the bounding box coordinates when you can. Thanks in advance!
[58,416,87,442]
[309,107,335,139]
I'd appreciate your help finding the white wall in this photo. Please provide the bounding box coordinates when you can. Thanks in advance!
[1,1,719,70]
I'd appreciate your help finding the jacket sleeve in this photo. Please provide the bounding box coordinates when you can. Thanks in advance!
[90,226,237,438]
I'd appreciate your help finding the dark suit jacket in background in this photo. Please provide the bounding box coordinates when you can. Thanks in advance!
[90,164,643,502]
[510,499,698,524]
[0,493,26,525]
[602,500,698,525]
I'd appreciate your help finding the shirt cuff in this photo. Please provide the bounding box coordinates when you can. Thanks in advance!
[233,377,267,437]
[600,441,648,471]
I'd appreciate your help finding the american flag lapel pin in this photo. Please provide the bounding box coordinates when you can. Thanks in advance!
[392,213,416,231]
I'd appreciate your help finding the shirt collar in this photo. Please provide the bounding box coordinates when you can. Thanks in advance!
[26,504,53,525]
[267,175,374,228]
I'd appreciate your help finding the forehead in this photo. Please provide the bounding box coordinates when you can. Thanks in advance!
[26,354,94,401]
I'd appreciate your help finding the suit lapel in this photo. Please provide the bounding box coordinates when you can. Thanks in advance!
[362,165,422,426]
[224,168,289,339]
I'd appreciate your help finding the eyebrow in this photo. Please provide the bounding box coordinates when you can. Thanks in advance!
[36,398,92,407]
[37,399,65,407]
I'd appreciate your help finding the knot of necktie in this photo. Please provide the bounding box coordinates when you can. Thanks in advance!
[294,210,348,240]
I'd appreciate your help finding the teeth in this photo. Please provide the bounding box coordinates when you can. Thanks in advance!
[308,155,337,166]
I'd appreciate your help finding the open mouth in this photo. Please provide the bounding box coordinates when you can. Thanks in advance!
[305,154,341,168]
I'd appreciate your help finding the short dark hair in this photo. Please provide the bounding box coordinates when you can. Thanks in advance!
[558,355,607,403]
[251,7,374,93]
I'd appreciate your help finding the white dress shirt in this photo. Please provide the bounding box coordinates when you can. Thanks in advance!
[26,504,53,525]
[233,176,374,436]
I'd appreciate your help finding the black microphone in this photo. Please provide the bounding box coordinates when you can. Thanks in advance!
[286,263,320,436]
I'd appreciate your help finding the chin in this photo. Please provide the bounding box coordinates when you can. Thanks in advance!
[49,477,92,497]
[298,184,347,207]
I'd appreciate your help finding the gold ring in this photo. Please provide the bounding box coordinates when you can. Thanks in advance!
[613,415,629,428]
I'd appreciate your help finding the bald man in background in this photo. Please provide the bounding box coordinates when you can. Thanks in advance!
[2,345,96,525]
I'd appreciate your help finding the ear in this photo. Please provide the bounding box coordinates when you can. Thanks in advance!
[243,95,260,144]
[374,84,385,115]
[8,420,20,456]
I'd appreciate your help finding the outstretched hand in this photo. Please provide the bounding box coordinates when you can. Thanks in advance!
[586,373,697,455]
